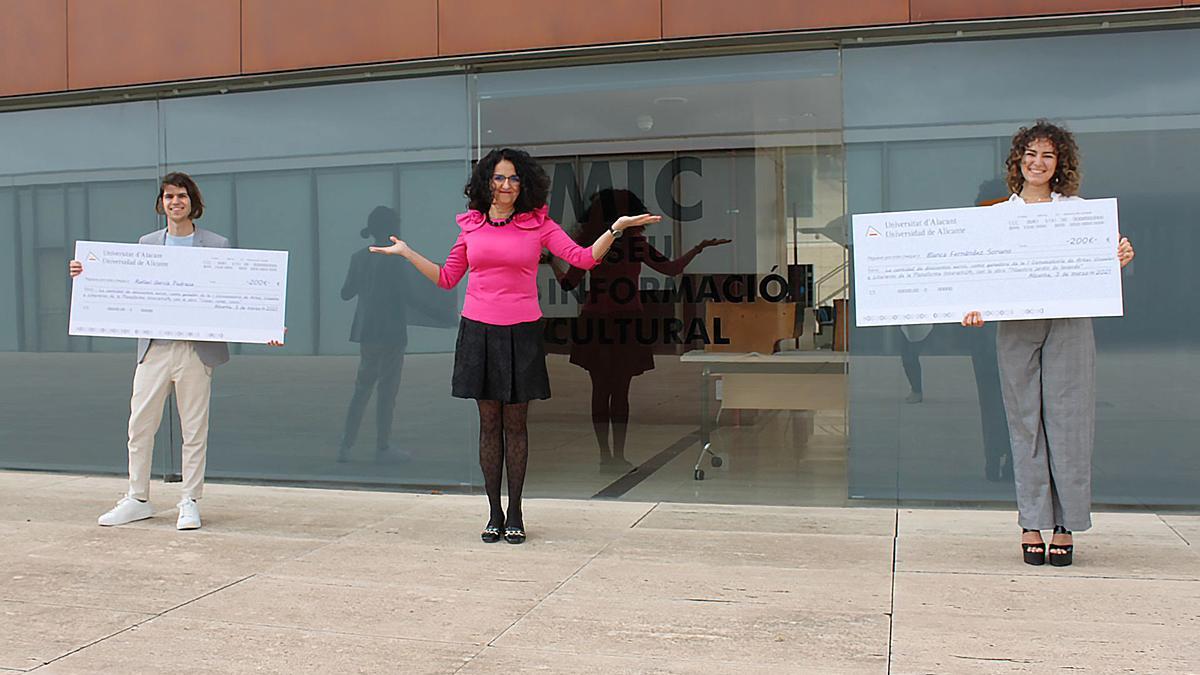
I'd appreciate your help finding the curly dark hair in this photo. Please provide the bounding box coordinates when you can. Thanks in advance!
[155,172,205,220]
[464,148,551,214]
[1005,120,1081,196]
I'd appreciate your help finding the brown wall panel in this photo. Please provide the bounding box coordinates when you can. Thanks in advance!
[438,0,661,56]
[663,0,909,37]
[67,0,240,90]
[242,0,438,73]
[2,1,1189,95]
[0,0,67,96]
[911,0,1179,22]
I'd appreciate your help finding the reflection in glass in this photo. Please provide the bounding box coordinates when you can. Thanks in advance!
[338,205,457,463]
[0,102,164,476]
[845,27,1200,505]
[551,189,728,470]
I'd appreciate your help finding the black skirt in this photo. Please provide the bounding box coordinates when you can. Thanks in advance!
[568,313,656,378]
[452,317,551,403]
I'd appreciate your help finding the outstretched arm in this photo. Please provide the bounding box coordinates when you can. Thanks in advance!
[643,238,731,276]
[543,214,664,269]
[590,215,662,262]
[371,235,462,288]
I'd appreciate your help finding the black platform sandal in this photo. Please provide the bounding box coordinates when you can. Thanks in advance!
[1021,528,1046,566]
[1048,526,1073,567]
[504,526,526,545]
[481,519,504,544]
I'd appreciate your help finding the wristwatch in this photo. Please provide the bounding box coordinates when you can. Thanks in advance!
[609,225,624,239]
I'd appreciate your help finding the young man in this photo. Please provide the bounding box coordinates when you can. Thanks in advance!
[69,173,278,530]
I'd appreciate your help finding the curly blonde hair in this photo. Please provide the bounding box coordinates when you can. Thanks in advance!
[1004,120,1081,196]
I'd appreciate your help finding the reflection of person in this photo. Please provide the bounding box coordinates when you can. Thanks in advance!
[67,172,284,531]
[338,206,449,463]
[369,149,660,544]
[967,321,1014,482]
[971,178,1015,482]
[553,189,729,470]
[898,324,932,404]
[962,121,1135,566]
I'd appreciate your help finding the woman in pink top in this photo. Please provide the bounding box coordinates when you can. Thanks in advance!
[371,148,660,544]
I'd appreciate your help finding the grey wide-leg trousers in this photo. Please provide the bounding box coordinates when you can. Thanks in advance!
[996,318,1095,532]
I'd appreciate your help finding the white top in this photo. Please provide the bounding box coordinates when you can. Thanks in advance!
[1004,191,1123,242]
[1004,191,1082,204]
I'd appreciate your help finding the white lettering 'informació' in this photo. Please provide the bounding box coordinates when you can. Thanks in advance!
[69,241,288,344]
[851,198,1123,327]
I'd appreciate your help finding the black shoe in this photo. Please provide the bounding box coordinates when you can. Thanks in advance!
[504,526,526,545]
[1021,528,1045,566]
[481,517,504,543]
[1049,526,1073,567]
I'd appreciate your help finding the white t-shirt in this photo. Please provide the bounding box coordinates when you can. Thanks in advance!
[1001,191,1082,205]
[153,231,195,346]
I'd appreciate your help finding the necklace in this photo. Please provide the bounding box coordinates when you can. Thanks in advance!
[485,210,516,227]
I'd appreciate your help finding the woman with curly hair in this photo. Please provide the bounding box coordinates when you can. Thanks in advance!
[370,149,660,544]
[962,121,1135,566]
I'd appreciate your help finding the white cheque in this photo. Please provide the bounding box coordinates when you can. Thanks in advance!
[852,199,1123,327]
[69,241,288,343]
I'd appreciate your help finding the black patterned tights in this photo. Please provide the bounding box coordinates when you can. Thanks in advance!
[477,400,529,529]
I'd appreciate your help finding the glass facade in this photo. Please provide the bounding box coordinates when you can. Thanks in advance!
[1,25,1197,507]
[844,27,1200,506]
[157,76,478,489]
[474,52,848,504]
[0,102,167,477]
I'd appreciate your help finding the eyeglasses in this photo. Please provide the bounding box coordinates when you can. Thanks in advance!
[492,174,521,186]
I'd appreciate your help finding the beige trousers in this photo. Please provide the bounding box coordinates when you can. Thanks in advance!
[127,341,213,501]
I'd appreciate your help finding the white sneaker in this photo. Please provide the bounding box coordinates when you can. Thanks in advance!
[98,496,154,526]
[176,499,201,530]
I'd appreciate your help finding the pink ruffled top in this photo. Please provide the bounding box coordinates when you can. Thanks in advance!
[438,206,599,326]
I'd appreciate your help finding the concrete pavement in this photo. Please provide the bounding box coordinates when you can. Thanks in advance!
[1,470,1197,674]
